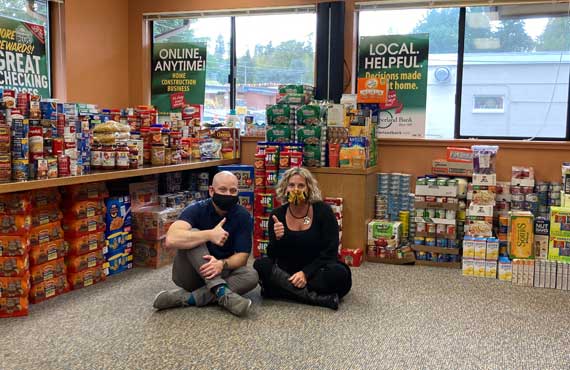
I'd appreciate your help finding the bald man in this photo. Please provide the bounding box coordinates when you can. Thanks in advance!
[153,171,257,317]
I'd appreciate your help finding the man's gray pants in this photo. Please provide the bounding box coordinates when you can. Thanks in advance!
[172,244,259,306]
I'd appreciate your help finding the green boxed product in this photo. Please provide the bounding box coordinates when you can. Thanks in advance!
[266,125,292,143]
[296,126,322,146]
[296,105,322,126]
[279,85,305,94]
[303,145,321,167]
[279,93,309,105]
[266,105,291,125]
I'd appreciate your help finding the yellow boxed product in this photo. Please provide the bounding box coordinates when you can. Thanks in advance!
[473,260,486,277]
[498,258,512,281]
[462,237,474,258]
[508,211,534,259]
[485,260,497,278]
[485,238,499,261]
[473,238,486,260]
[462,259,474,276]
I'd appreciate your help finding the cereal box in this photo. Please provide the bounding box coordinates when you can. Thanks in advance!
[508,211,534,259]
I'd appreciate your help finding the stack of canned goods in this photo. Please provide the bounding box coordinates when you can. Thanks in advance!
[414,251,461,263]
[376,173,413,222]
[535,182,561,218]
[158,191,205,210]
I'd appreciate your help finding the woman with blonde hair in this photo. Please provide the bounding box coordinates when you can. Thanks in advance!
[253,167,352,310]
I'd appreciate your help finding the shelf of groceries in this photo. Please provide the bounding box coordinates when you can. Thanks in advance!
[0,158,239,194]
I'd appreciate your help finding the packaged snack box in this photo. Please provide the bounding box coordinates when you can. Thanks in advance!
[66,249,105,273]
[30,222,64,246]
[534,217,550,259]
[30,258,66,285]
[132,206,178,240]
[0,296,28,318]
[367,220,402,250]
[29,239,67,266]
[0,255,28,277]
[0,236,29,257]
[67,232,106,256]
[0,273,30,298]
[67,265,106,290]
[508,211,534,259]
[29,275,69,304]
[133,238,175,268]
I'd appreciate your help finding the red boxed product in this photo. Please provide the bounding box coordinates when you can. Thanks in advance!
[67,265,106,290]
[30,222,64,246]
[61,182,108,201]
[29,239,67,266]
[133,238,176,268]
[0,255,29,277]
[66,232,106,256]
[0,214,31,236]
[339,248,363,267]
[29,275,69,304]
[65,249,105,273]
[0,236,29,257]
[62,215,105,238]
[31,207,63,227]
[62,199,106,219]
[0,273,30,298]
[30,258,66,285]
[0,192,32,214]
[0,297,28,318]
[446,147,473,163]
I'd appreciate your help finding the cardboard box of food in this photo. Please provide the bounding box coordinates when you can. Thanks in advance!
[133,238,176,269]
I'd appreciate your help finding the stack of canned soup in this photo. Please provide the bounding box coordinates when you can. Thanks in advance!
[535,182,561,219]
[414,177,462,263]
[376,173,414,242]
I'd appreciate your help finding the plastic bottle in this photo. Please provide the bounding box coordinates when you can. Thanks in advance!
[226,109,241,130]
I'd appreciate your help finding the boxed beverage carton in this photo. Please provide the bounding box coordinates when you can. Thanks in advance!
[498,257,512,281]
[473,260,486,277]
[367,220,402,249]
[486,238,499,261]
[463,236,475,258]
[133,238,176,268]
[556,262,564,290]
[485,260,497,278]
[508,211,534,259]
[534,217,549,259]
[473,237,487,259]
[462,258,474,276]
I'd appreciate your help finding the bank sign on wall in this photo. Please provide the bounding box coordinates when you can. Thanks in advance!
[151,42,207,115]
[0,16,49,97]
[358,34,429,138]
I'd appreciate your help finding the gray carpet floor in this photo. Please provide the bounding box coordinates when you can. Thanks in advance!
[2,261,570,370]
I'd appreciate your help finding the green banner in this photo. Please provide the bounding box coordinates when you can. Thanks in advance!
[151,42,207,115]
[359,34,429,138]
[0,16,49,97]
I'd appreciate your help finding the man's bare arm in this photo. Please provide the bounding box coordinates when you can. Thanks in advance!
[165,220,212,250]
[224,252,249,270]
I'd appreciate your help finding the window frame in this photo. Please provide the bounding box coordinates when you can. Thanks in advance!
[355,2,570,141]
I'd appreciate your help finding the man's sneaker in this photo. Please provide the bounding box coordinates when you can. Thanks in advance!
[153,289,191,310]
[217,289,252,317]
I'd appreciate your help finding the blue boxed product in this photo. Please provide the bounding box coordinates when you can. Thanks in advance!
[104,196,131,235]
[105,231,128,256]
[218,165,254,192]
[105,247,133,276]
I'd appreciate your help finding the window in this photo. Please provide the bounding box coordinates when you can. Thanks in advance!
[0,0,51,97]
[461,5,570,139]
[359,8,460,139]
[152,17,231,123]
[473,95,505,113]
[235,13,316,123]
[150,8,316,125]
[358,2,570,140]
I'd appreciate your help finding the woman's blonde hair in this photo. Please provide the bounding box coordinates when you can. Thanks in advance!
[276,167,322,204]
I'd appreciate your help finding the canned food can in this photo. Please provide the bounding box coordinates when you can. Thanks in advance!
[551,183,562,193]
[446,224,456,235]
[159,195,168,208]
[550,191,561,200]
[425,238,436,247]
[367,244,377,258]
[415,177,426,186]
[425,196,436,203]
[427,223,436,234]
[436,197,447,203]
[415,209,425,218]
[436,223,446,235]
[510,186,522,195]
[57,155,70,177]
[437,239,448,248]
[512,194,525,202]
[448,239,457,248]
[525,193,538,202]
[416,222,426,233]
[536,182,549,192]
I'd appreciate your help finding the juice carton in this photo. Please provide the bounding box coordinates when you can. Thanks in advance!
[462,236,474,259]
[498,257,512,281]
[462,259,474,276]
[473,237,487,260]
[485,260,497,278]
[485,237,499,261]
[473,260,486,277]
